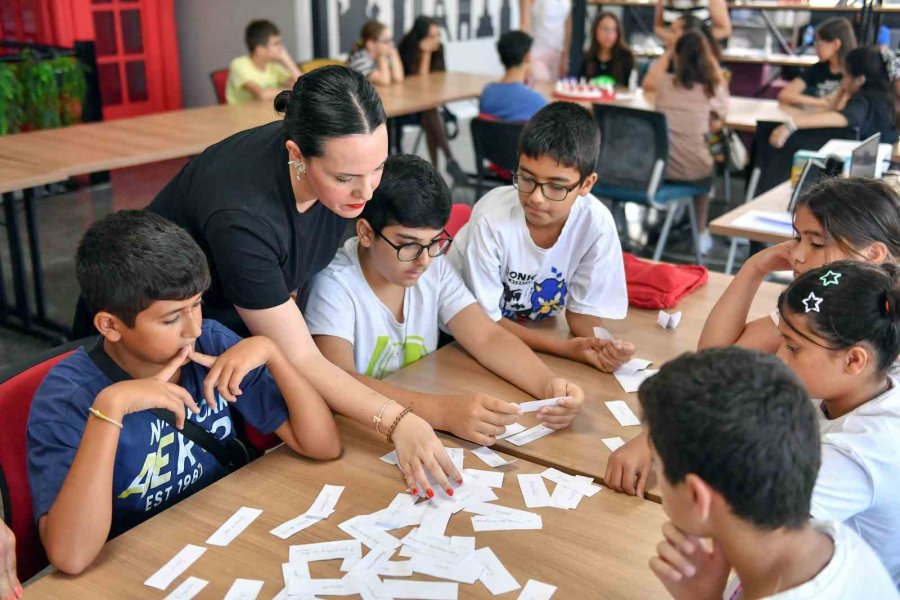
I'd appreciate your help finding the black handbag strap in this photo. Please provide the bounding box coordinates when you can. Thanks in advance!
[87,339,248,471]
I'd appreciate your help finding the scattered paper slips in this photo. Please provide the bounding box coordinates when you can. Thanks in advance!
[380,450,398,465]
[540,468,601,497]
[474,547,521,595]
[144,544,206,590]
[163,576,208,600]
[290,539,361,563]
[281,561,311,591]
[496,423,527,440]
[617,358,652,375]
[550,483,583,509]
[605,400,641,427]
[287,578,358,597]
[657,310,682,330]
[206,506,262,546]
[592,326,612,341]
[471,514,543,531]
[307,484,345,519]
[418,505,454,537]
[601,436,626,452]
[471,445,516,467]
[223,578,265,600]
[376,493,418,529]
[410,553,484,584]
[518,397,570,413]
[447,447,465,472]
[346,544,394,576]
[464,501,539,522]
[428,483,498,514]
[381,579,459,599]
[370,502,428,531]
[270,512,324,539]
[339,515,402,550]
[613,359,657,394]
[506,423,556,447]
[462,468,504,488]
[518,579,558,599]
[517,473,553,508]
[399,530,470,563]
[378,560,414,577]
[348,573,393,600]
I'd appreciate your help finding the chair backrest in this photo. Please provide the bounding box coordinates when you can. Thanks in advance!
[593,104,669,192]
[300,58,344,73]
[746,121,859,200]
[0,341,82,581]
[210,68,229,105]
[470,117,525,178]
[446,203,472,237]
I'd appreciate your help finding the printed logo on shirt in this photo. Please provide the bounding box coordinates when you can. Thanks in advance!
[116,395,233,513]
[365,335,429,380]
[816,79,840,98]
[501,267,568,321]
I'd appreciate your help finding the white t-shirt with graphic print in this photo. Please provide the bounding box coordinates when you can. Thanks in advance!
[304,238,476,380]
[447,185,627,323]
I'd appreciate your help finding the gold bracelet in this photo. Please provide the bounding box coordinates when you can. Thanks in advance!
[373,399,396,434]
[386,407,413,445]
[88,407,123,429]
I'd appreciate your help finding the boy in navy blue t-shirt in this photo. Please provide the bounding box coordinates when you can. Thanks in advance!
[27,211,340,574]
[480,31,548,122]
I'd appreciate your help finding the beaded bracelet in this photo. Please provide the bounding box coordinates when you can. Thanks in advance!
[386,407,413,445]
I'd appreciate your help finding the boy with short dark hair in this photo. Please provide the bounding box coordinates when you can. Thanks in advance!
[28,211,339,575]
[448,101,634,372]
[304,154,585,446]
[226,19,302,104]
[480,30,548,121]
[641,347,896,599]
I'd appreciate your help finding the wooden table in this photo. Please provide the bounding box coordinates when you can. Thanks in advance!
[709,181,792,244]
[25,418,668,599]
[388,271,784,502]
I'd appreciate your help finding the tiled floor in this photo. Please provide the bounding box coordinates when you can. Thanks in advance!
[0,111,751,373]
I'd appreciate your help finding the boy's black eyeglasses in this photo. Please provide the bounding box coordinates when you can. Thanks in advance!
[512,173,583,201]
[377,230,454,262]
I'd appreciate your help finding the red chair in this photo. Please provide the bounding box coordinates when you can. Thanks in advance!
[446,203,472,238]
[210,68,229,104]
[0,341,81,581]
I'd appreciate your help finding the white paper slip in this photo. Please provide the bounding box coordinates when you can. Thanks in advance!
[223,578,265,600]
[288,578,358,596]
[410,553,484,584]
[432,483,498,514]
[517,473,553,508]
[517,579,557,600]
[471,445,516,467]
[506,424,556,447]
[376,493,417,529]
[144,544,207,590]
[601,436,626,452]
[307,484,344,519]
[471,514,543,531]
[474,547,520,595]
[206,506,263,546]
[592,326,612,341]
[518,397,570,413]
[540,468,601,497]
[605,400,641,426]
[381,580,459,600]
[657,310,682,330]
[347,544,394,575]
[399,530,469,563]
[163,576,208,600]
[339,515,401,550]
[446,447,465,471]
[351,574,393,600]
[462,468,504,488]
[464,502,538,522]
[616,358,653,375]
[613,368,658,394]
[282,561,311,591]
[451,535,476,553]
[377,560,414,577]
[550,483,583,509]
[496,422,527,440]
[380,450,398,465]
[418,505,453,537]
[290,539,361,563]
[270,512,323,540]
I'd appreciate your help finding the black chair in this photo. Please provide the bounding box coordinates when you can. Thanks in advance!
[591,104,705,264]
[470,117,525,199]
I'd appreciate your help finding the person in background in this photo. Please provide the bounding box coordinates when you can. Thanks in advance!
[642,31,729,255]
[225,19,302,104]
[398,17,467,187]
[580,11,635,87]
[480,31,548,122]
[347,20,404,86]
[520,0,572,81]
[771,46,899,147]
[778,17,857,109]
[654,0,731,46]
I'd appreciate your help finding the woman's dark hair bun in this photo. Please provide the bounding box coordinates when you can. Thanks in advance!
[273,89,292,114]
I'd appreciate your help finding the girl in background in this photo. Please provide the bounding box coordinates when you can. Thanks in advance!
[347,20,404,86]
[580,12,635,87]
[778,17,857,109]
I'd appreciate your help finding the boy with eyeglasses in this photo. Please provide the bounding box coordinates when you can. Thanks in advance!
[448,101,634,373]
[305,154,585,447]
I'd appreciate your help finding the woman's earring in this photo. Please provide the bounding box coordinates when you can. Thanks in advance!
[287,160,306,181]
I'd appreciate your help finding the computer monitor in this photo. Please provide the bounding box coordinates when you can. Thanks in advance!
[848,133,881,178]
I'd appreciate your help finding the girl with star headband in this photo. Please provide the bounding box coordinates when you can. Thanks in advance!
[776,260,900,585]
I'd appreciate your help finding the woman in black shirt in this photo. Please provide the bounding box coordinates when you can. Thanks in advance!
[580,12,635,86]
[778,17,856,109]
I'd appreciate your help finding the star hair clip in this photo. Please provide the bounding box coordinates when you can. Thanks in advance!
[802,291,823,313]
[819,270,842,287]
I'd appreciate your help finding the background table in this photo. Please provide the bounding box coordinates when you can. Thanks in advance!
[388,271,784,502]
[25,418,669,599]
[709,181,792,244]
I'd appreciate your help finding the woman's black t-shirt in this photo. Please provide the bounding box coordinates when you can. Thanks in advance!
[800,61,842,98]
[148,121,347,336]
[579,53,635,86]
[842,89,899,144]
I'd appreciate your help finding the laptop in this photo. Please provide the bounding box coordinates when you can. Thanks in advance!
[789,158,828,212]
[848,133,881,178]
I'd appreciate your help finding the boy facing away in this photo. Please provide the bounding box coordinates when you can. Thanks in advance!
[640,347,897,600]
[305,154,584,447]
[480,30,548,122]
[448,101,635,373]
[226,19,302,104]
[27,211,339,574]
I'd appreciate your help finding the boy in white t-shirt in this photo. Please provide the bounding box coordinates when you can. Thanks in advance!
[305,154,585,447]
[448,102,634,373]
[641,348,897,600]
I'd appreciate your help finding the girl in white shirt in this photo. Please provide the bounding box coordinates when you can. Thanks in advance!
[775,260,900,585]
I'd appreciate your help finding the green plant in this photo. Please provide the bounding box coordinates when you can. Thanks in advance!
[0,62,24,135]
[20,49,61,129]
[52,56,88,125]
